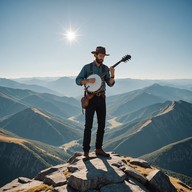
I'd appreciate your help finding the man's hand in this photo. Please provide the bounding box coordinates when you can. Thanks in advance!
[110,66,115,77]
[87,78,95,84]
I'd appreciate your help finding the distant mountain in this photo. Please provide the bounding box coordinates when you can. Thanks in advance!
[0,129,70,187]
[107,84,192,116]
[0,92,27,118]
[0,86,81,118]
[0,108,82,146]
[141,137,192,178]
[14,77,192,96]
[144,83,192,101]
[105,100,192,157]
[14,76,83,97]
[116,101,172,124]
[0,78,60,95]
[108,91,166,116]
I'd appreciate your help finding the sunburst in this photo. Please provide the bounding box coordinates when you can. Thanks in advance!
[62,25,80,44]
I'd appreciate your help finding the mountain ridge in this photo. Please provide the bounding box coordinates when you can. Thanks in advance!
[0,107,82,146]
[0,130,70,187]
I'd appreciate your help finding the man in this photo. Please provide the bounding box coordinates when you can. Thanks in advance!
[76,46,115,159]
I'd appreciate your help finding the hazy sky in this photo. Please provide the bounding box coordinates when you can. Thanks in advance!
[0,0,192,79]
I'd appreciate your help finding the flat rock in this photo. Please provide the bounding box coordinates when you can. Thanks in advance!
[1,179,43,192]
[146,169,177,192]
[35,163,68,181]
[44,170,67,187]
[129,158,151,168]
[68,154,126,191]
[123,164,147,184]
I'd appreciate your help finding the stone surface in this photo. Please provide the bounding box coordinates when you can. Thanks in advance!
[129,158,151,168]
[146,169,177,192]
[35,164,68,181]
[18,177,32,184]
[100,178,149,192]
[123,164,147,185]
[1,179,43,192]
[54,184,76,192]
[68,153,126,191]
[44,170,67,187]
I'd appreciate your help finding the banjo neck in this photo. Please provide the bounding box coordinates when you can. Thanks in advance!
[101,57,129,78]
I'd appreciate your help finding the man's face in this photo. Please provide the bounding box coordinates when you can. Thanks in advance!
[95,53,105,64]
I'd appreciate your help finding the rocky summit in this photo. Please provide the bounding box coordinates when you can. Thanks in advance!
[1,152,191,192]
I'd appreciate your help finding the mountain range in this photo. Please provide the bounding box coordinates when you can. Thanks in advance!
[104,100,192,157]
[0,86,81,119]
[1,77,192,97]
[0,77,192,188]
[0,107,82,146]
[0,128,70,187]
[141,137,192,178]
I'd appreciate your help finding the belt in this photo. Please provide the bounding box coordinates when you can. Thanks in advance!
[95,92,105,97]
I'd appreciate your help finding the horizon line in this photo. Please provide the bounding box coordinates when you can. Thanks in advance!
[1,76,192,81]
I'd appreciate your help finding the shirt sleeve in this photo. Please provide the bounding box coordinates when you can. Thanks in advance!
[76,66,86,86]
[104,66,115,87]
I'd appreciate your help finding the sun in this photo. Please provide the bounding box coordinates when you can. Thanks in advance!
[61,25,81,44]
[65,29,77,42]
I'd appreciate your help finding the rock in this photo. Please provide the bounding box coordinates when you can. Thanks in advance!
[0,178,23,191]
[68,153,126,191]
[100,182,132,192]
[0,179,43,192]
[129,158,151,168]
[44,171,67,187]
[124,179,149,192]
[35,164,68,181]
[54,184,76,192]
[123,164,147,185]
[100,178,149,192]
[18,177,32,184]
[146,169,177,192]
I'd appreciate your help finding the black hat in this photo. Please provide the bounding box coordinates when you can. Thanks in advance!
[91,46,110,56]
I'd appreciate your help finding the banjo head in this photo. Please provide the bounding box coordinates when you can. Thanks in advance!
[86,74,102,92]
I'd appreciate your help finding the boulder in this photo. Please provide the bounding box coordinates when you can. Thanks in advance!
[35,164,68,181]
[44,170,67,187]
[0,179,43,192]
[146,169,177,192]
[122,164,147,185]
[68,154,126,191]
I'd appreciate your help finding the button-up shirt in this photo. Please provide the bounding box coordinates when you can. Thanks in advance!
[76,61,115,92]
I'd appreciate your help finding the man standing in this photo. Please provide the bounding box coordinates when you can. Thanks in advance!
[76,46,115,159]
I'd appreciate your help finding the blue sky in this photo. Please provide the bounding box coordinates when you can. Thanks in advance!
[0,0,192,79]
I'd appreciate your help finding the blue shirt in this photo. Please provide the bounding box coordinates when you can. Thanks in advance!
[76,61,115,92]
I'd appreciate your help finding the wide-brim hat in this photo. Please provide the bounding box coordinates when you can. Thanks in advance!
[91,46,110,56]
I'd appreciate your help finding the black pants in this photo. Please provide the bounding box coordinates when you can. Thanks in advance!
[83,95,106,152]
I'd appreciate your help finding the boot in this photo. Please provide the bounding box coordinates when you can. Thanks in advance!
[95,148,110,157]
[83,151,89,160]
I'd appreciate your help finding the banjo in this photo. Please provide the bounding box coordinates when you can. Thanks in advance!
[85,54,131,93]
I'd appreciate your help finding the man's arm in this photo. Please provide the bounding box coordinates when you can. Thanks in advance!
[76,65,95,86]
[105,66,115,87]
[76,66,85,86]
[109,66,115,85]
